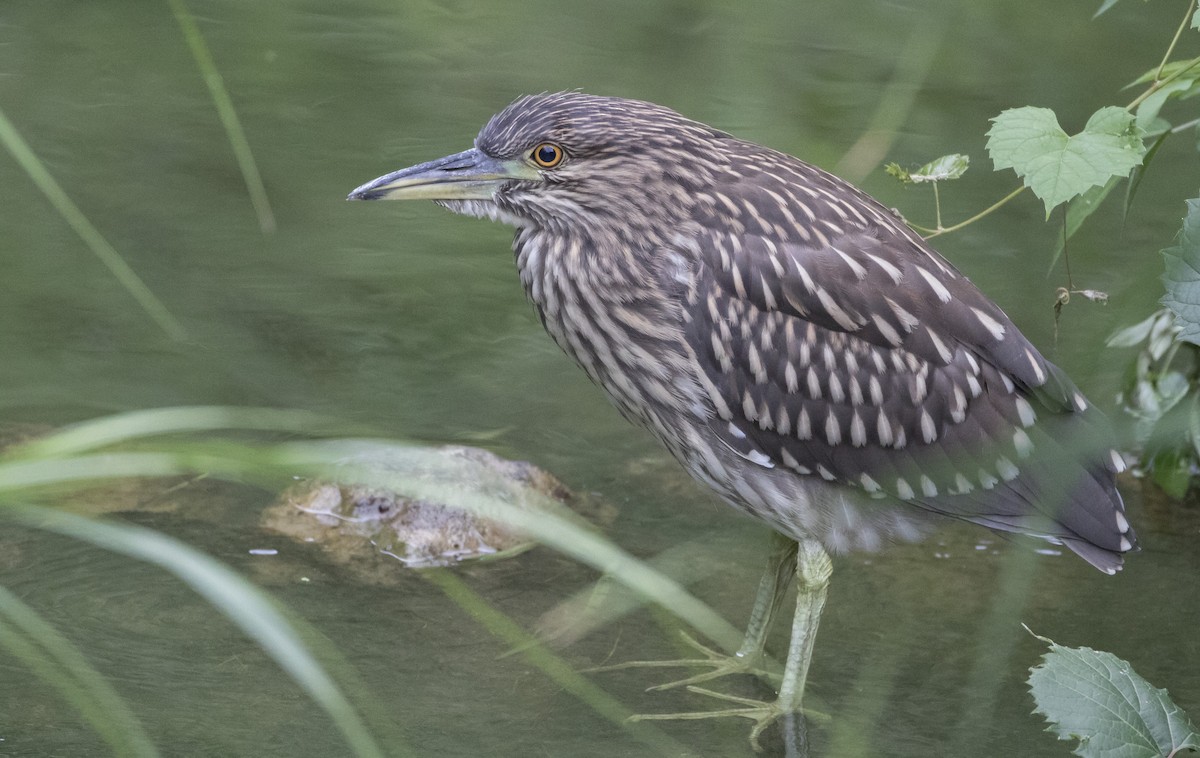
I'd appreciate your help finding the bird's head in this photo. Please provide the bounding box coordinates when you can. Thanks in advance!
[348,92,730,241]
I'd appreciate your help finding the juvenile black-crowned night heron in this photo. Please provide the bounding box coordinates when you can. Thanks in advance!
[348,92,1137,749]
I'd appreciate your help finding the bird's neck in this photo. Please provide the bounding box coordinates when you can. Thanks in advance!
[511,226,704,431]
[514,227,644,303]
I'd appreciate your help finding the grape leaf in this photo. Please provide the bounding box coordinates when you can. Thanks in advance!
[885,154,968,185]
[1029,634,1200,757]
[987,106,1145,216]
[1107,312,1162,348]
[909,153,969,183]
[1161,198,1200,346]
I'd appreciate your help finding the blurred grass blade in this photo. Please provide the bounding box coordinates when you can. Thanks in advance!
[535,534,741,647]
[0,587,160,757]
[824,608,916,757]
[5,406,357,460]
[948,546,1041,753]
[836,16,947,182]
[246,609,416,754]
[0,451,236,492]
[0,434,743,657]
[168,0,276,233]
[0,106,186,341]
[423,570,697,758]
[279,442,746,653]
[4,504,392,758]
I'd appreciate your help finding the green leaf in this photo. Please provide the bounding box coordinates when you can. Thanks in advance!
[909,154,969,183]
[1193,2,1199,30]
[1107,313,1160,348]
[885,155,969,185]
[885,162,914,184]
[1127,60,1200,88]
[1161,197,1200,345]
[1136,79,1199,132]
[987,106,1145,215]
[1156,371,1191,413]
[1149,307,1183,359]
[1028,634,1200,757]
[1151,448,1192,499]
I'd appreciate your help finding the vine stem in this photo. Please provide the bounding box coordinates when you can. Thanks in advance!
[933,181,944,230]
[916,185,1026,239]
[1127,54,1200,111]
[1062,205,1074,291]
[1155,0,1196,82]
[1169,115,1200,133]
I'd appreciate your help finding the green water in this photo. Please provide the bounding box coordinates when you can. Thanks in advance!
[1,1,1197,756]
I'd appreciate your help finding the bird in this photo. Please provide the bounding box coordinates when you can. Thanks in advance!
[348,92,1137,750]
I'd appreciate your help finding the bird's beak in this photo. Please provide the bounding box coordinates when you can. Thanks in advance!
[346,148,538,202]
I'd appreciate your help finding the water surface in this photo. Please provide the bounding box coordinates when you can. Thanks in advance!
[1,1,1197,756]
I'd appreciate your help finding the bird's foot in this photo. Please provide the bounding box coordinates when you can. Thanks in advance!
[586,630,775,691]
[630,686,809,753]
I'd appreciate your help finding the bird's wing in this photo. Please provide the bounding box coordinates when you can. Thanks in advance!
[678,208,1133,568]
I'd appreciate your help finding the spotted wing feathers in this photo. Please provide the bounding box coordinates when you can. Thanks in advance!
[683,174,1135,571]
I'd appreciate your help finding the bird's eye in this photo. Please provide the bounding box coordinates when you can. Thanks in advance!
[531,143,564,168]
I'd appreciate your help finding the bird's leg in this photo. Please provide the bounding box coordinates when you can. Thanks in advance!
[731,531,799,667]
[768,538,831,710]
[587,531,797,690]
[632,539,833,753]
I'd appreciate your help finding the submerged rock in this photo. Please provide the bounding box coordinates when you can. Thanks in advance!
[263,444,608,569]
